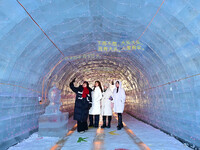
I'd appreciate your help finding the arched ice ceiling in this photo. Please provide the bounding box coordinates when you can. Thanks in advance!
[1,0,200,147]
[1,0,200,91]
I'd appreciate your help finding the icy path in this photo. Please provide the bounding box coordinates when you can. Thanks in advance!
[8,116,76,150]
[122,114,191,150]
[9,113,191,150]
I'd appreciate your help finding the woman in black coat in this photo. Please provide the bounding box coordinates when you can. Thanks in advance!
[69,78,92,133]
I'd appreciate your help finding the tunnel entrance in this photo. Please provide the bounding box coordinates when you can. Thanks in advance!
[43,52,149,114]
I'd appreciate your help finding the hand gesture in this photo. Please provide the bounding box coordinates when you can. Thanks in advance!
[72,78,76,83]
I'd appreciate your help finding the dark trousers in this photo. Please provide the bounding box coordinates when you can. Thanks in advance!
[89,115,99,127]
[117,113,123,127]
[77,121,88,132]
[102,116,112,127]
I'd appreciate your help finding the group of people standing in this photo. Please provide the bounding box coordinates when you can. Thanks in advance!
[69,78,126,133]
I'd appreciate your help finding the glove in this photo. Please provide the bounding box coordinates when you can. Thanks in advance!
[72,78,76,83]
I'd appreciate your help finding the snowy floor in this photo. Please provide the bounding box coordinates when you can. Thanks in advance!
[9,113,191,150]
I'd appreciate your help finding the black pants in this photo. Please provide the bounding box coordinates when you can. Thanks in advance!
[77,121,88,132]
[102,116,112,127]
[89,115,99,127]
[117,113,123,127]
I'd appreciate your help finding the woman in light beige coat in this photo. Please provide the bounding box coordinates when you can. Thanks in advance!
[101,83,113,128]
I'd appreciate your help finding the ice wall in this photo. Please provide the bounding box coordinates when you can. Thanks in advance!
[126,77,200,147]
[0,85,45,150]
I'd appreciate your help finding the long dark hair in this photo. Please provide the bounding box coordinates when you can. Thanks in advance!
[94,81,103,92]
[83,81,89,89]
[116,81,119,93]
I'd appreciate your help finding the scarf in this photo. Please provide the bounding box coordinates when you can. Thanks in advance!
[117,87,119,93]
[82,87,89,98]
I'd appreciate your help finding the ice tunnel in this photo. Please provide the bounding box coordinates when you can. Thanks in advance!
[0,0,200,149]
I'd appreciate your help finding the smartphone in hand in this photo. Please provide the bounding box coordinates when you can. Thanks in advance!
[109,96,113,101]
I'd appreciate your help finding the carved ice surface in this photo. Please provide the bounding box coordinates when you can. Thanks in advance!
[38,86,69,137]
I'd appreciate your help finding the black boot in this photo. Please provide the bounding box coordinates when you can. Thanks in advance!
[106,116,112,128]
[101,116,106,128]
[117,113,122,130]
[121,115,123,128]
[89,115,94,127]
[94,115,99,128]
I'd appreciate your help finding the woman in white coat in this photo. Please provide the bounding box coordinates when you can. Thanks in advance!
[89,81,103,128]
[101,83,113,128]
[113,80,126,130]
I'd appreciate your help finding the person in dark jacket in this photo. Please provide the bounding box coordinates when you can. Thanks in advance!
[69,78,92,133]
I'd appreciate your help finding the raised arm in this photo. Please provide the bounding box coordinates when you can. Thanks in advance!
[69,78,78,93]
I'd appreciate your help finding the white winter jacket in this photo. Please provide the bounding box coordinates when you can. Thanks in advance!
[113,81,126,113]
[89,86,102,115]
[101,88,113,116]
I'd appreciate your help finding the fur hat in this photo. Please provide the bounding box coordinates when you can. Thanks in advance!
[103,83,109,87]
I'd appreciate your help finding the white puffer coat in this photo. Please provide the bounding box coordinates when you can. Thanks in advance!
[113,81,126,113]
[101,87,113,116]
[89,86,102,115]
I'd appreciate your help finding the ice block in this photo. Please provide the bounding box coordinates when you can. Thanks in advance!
[38,86,69,137]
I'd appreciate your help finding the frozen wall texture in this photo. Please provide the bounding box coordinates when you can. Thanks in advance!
[0,85,45,149]
[0,0,200,149]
